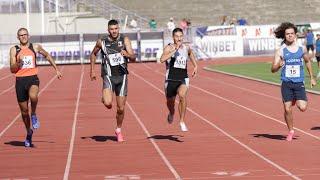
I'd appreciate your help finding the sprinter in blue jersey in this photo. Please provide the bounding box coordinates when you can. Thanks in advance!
[305,28,315,60]
[315,34,320,78]
[272,22,316,141]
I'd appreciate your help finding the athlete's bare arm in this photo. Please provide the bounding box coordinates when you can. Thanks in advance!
[160,44,178,63]
[35,44,62,79]
[122,36,136,62]
[303,46,316,87]
[188,45,198,77]
[90,39,102,81]
[271,48,284,73]
[9,46,19,73]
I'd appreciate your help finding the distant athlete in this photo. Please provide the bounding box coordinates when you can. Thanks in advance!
[90,19,136,142]
[10,28,62,147]
[315,34,320,78]
[272,22,316,141]
[305,28,315,60]
[160,27,198,132]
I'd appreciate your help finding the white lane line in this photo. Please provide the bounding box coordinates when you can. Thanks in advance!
[0,85,14,96]
[0,66,65,138]
[0,74,13,81]
[191,85,320,141]
[143,63,320,113]
[204,68,320,95]
[197,73,320,113]
[63,65,84,180]
[126,101,181,180]
[131,70,301,180]
[0,68,44,95]
[144,64,320,141]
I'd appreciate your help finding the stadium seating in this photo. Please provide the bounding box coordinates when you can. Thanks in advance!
[108,0,320,26]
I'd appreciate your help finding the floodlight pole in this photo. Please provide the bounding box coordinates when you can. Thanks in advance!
[55,0,59,17]
[26,0,30,32]
[55,0,59,33]
[41,0,44,35]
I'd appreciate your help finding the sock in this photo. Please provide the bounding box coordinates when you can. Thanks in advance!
[289,130,294,134]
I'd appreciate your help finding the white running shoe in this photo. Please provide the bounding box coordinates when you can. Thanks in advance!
[180,122,188,132]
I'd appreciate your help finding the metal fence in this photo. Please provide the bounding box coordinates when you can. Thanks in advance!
[0,0,149,30]
[0,0,73,13]
[0,30,164,68]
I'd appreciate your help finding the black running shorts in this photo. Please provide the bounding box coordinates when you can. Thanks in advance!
[15,75,40,102]
[165,78,189,98]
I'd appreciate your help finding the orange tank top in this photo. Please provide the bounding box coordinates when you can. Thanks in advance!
[15,44,38,77]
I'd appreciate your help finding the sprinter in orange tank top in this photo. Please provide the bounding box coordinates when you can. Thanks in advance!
[9,28,62,147]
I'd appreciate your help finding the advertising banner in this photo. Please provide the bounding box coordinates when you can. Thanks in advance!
[243,38,276,56]
[310,23,320,37]
[195,36,243,57]
[0,45,10,68]
[236,25,277,38]
[83,39,163,62]
[196,26,237,37]
[39,41,81,64]
[140,39,163,61]
[296,23,311,38]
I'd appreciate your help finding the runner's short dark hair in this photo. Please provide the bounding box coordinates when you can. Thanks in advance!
[172,28,183,36]
[108,19,119,26]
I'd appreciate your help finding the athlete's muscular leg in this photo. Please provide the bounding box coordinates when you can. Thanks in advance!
[296,100,307,112]
[283,102,294,131]
[29,85,39,115]
[115,96,127,128]
[166,97,175,115]
[18,101,31,132]
[102,88,113,109]
[177,85,188,123]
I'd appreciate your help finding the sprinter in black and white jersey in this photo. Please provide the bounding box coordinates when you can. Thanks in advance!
[160,28,198,132]
[90,19,136,142]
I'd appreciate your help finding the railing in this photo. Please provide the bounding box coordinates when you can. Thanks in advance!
[0,0,149,30]
[0,30,164,68]
[0,0,71,13]
[75,0,149,29]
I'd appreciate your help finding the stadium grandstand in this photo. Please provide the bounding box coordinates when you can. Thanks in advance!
[108,0,320,26]
[1,0,320,68]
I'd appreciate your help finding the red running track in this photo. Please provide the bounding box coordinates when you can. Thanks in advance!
[0,58,320,179]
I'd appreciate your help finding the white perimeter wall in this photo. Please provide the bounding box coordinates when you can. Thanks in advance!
[0,12,109,35]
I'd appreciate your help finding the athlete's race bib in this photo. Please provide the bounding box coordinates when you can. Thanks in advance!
[285,65,300,78]
[108,53,124,66]
[21,56,34,69]
[173,55,187,69]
